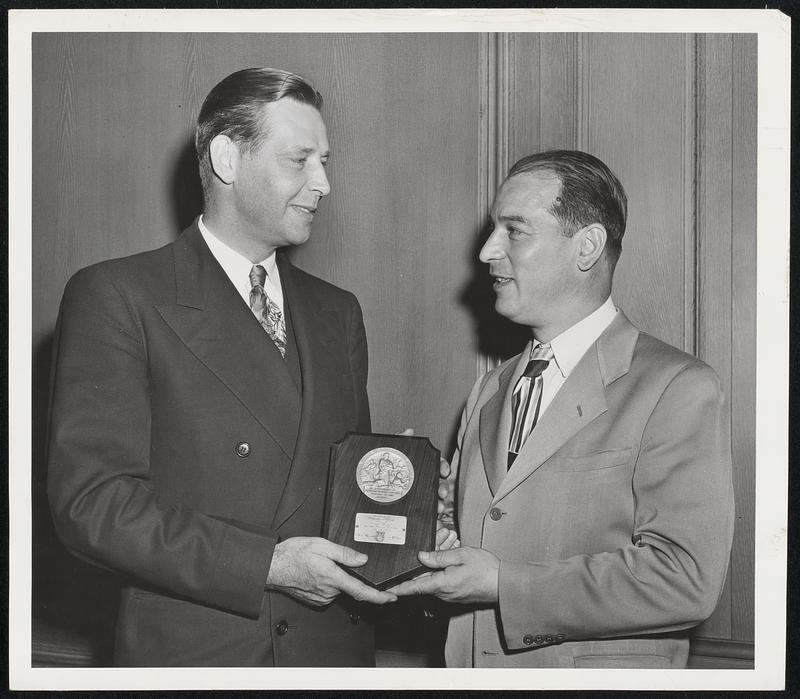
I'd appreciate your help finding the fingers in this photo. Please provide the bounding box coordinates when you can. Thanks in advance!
[331,568,397,604]
[348,583,398,605]
[310,540,397,603]
[321,541,369,568]
[439,457,451,478]
[435,527,459,551]
[418,548,461,569]
[388,573,442,597]
[396,427,415,436]
[267,537,397,605]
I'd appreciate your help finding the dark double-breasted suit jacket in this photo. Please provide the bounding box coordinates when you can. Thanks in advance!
[47,221,374,666]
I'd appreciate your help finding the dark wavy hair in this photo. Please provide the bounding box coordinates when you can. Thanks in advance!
[195,67,323,199]
[508,150,628,265]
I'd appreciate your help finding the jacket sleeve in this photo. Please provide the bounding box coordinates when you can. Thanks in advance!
[46,266,275,619]
[497,361,735,648]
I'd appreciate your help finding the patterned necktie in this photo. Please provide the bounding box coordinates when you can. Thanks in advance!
[249,265,287,357]
[508,343,554,469]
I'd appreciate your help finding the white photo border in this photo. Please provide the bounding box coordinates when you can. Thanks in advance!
[8,7,790,691]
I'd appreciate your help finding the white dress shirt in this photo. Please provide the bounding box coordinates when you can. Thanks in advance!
[198,215,284,314]
[535,297,618,418]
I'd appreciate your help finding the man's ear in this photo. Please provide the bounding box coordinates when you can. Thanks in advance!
[577,224,607,271]
[208,134,238,185]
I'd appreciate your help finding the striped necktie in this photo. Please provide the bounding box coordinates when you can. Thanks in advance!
[507,343,554,469]
[249,265,287,357]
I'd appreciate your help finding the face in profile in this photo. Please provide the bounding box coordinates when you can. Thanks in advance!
[232,97,331,251]
[479,171,583,330]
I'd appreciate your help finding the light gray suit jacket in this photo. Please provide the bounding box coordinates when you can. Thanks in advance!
[446,311,734,668]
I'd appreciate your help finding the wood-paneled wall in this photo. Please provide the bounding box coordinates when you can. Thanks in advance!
[30,32,755,668]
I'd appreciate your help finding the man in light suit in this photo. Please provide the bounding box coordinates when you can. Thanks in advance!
[394,150,735,668]
[46,67,397,667]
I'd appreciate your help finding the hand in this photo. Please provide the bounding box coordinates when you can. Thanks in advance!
[437,457,455,527]
[266,536,397,607]
[390,528,460,592]
[388,546,500,605]
[435,525,460,551]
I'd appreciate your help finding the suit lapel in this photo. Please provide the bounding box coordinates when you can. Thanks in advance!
[491,311,640,504]
[479,347,531,495]
[492,348,607,502]
[155,224,302,461]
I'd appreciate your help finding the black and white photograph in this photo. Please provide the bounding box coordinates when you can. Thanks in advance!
[9,7,789,691]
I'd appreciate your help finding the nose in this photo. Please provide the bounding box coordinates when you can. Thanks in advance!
[479,227,506,264]
[309,161,331,198]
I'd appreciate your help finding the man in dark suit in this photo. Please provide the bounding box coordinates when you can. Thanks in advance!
[46,67,397,667]
[393,150,735,668]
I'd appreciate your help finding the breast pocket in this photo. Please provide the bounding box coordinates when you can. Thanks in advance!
[529,448,635,557]
[551,448,632,472]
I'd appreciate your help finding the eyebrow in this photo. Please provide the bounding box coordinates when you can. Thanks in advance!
[497,214,529,225]
[283,146,330,158]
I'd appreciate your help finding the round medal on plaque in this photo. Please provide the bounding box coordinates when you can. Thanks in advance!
[324,433,440,590]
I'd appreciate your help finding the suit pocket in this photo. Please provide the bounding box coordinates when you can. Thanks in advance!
[552,448,632,472]
[118,588,269,666]
[573,653,672,668]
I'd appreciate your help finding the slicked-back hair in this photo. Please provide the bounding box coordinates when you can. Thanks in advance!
[195,67,323,200]
[507,150,628,265]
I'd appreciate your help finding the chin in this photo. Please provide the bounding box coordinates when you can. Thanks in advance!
[283,229,312,248]
[495,302,533,328]
[494,297,517,321]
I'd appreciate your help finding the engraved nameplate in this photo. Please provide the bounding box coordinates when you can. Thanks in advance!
[353,512,407,545]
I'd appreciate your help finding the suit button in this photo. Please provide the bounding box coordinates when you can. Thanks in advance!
[534,635,544,645]
[236,442,251,458]
[349,612,360,625]
[275,619,289,635]
[489,508,502,521]
[523,634,534,646]
[544,634,554,644]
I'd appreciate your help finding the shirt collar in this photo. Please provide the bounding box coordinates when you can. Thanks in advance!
[535,297,617,378]
[198,214,278,284]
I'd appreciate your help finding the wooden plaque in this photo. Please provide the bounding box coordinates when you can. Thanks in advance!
[323,432,440,590]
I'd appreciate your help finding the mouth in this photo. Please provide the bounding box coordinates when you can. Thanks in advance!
[291,204,317,217]
[490,274,513,288]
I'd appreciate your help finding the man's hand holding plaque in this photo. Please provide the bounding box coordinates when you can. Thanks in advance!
[266,536,398,606]
[388,546,500,604]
